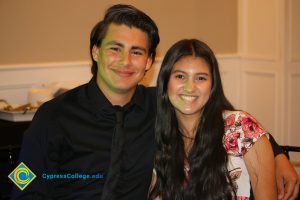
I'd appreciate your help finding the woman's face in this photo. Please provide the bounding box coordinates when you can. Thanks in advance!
[167,56,212,119]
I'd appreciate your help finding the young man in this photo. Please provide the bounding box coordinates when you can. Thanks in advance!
[12,4,299,200]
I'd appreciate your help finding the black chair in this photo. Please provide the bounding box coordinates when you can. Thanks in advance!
[280,145,300,160]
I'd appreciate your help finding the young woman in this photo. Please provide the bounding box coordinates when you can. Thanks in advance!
[149,39,277,200]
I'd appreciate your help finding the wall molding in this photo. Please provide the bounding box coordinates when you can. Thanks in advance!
[0,61,90,70]
[0,61,92,104]
[287,0,300,63]
[287,69,300,145]
[238,0,280,62]
[0,54,291,147]
[0,55,240,104]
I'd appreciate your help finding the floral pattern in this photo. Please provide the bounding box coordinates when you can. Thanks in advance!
[223,110,268,200]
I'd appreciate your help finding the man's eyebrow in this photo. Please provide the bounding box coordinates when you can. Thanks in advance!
[131,46,147,53]
[105,41,147,53]
[106,41,124,47]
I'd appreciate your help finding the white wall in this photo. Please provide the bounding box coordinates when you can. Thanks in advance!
[237,0,300,172]
[285,0,300,172]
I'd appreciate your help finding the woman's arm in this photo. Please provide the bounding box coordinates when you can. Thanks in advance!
[148,170,162,200]
[244,135,277,200]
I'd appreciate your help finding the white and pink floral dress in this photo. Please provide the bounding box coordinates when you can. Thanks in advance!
[223,110,268,200]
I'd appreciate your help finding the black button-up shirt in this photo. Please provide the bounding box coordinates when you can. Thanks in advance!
[11,78,156,200]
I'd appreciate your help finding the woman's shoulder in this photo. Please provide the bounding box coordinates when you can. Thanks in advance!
[223,110,264,127]
[223,110,265,130]
[223,110,268,156]
[223,110,253,119]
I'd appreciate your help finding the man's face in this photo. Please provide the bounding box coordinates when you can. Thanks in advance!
[92,23,152,103]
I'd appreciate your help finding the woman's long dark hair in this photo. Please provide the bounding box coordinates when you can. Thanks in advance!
[149,39,236,200]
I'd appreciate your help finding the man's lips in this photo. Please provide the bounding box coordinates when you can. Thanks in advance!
[113,69,135,77]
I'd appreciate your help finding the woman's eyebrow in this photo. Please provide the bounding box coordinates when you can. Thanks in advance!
[171,69,209,76]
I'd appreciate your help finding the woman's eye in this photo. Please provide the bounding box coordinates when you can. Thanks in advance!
[110,47,121,52]
[175,74,185,79]
[196,76,207,81]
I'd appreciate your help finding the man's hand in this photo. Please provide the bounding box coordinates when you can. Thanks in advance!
[275,154,300,200]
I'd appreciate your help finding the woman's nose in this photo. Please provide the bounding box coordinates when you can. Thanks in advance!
[183,79,195,92]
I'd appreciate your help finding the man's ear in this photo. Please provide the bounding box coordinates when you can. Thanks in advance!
[145,56,153,71]
[92,45,99,62]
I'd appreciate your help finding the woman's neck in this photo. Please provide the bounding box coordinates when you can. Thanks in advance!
[176,112,201,138]
[176,112,202,157]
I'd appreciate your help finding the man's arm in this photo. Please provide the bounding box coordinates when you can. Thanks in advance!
[269,134,300,200]
[275,154,300,200]
[10,106,52,199]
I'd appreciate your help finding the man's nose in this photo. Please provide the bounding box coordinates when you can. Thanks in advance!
[119,51,131,66]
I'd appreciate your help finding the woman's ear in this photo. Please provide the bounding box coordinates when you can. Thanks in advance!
[92,45,99,62]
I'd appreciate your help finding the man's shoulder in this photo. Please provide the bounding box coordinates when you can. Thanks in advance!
[51,83,84,102]
[138,85,156,94]
[136,85,157,102]
[34,83,87,118]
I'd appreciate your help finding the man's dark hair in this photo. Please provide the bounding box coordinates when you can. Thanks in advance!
[89,4,160,75]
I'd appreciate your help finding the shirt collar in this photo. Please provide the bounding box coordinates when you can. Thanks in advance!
[86,77,112,111]
[85,77,146,112]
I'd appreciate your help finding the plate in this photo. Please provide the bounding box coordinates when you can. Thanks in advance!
[0,110,36,122]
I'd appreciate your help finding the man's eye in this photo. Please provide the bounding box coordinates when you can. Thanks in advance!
[132,50,143,55]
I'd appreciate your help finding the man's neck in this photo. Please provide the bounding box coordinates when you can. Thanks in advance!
[96,78,136,106]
